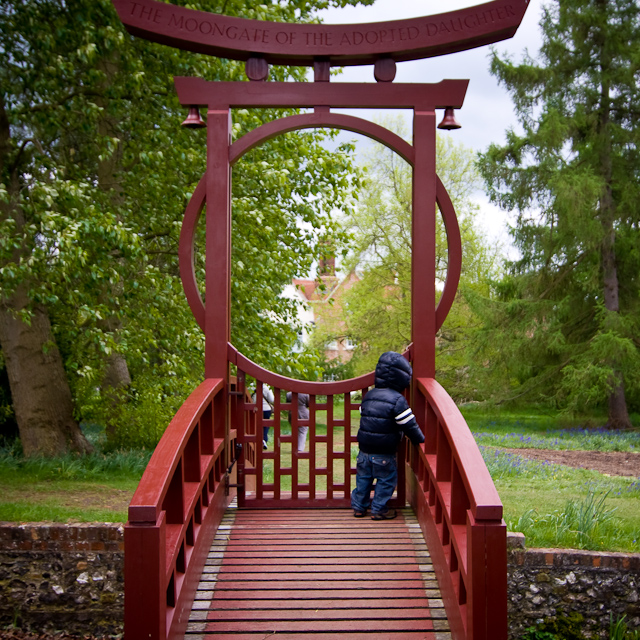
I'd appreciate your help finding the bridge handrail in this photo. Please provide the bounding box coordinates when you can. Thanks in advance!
[411,377,507,640]
[128,377,224,523]
[125,377,232,640]
[416,377,502,520]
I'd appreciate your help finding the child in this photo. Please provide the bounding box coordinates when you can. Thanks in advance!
[351,351,425,520]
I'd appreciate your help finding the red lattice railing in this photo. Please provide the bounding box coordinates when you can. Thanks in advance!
[229,344,407,509]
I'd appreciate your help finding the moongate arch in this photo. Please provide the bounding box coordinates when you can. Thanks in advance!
[178,113,462,337]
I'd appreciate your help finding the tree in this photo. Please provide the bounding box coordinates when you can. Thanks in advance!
[0,0,370,454]
[477,0,640,426]
[321,116,500,396]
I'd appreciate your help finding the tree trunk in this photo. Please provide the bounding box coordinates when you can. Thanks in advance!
[96,54,132,442]
[103,348,132,441]
[0,95,92,456]
[601,219,631,429]
[597,42,632,430]
[0,286,92,456]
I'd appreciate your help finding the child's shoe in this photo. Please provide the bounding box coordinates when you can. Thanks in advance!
[371,509,397,520]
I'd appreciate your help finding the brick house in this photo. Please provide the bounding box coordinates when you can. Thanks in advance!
[284,256,359,364]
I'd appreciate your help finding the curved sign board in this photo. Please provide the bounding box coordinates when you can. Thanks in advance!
[112,0,529,66]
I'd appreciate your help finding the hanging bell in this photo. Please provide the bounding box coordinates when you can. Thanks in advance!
[181,105,206,129]
[437,107,461,130]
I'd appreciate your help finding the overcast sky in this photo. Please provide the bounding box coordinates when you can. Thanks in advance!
[318,0,546,243]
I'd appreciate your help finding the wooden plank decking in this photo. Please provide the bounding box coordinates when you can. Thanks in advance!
[185,504,451,639]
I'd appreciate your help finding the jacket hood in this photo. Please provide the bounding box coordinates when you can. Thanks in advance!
[374,351,412,392]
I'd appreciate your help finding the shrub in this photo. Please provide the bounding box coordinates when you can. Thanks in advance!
[520,612,587,640]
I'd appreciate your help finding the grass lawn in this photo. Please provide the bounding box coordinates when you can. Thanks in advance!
[0,445,150,523]
[0,407,638,552]
[462,406,640,553]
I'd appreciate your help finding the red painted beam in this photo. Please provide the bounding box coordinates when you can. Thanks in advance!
[112,0,528,67]
[128,378,223,523]
[174,76,469,110]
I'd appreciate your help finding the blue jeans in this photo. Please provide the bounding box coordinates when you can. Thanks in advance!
[351,451,397,515]
[262,410,271,443]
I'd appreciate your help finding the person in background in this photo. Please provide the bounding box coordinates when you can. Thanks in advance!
[255,383,274,450]
[286,391,310,452]
[351,351,425,520]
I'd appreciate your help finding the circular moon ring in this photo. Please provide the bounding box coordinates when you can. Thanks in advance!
[179,113,462,334]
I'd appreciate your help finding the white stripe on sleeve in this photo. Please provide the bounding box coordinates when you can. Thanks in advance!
[396,408,412,420]
[396,412,415,425]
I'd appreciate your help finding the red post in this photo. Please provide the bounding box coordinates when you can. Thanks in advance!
[124,512,166,640]
[468,512,508,640]
[411,110,437,432]
[205,109,231,381]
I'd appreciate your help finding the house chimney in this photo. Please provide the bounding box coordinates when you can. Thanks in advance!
[318,255,335,276]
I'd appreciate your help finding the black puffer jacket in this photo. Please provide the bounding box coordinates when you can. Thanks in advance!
[357,352,425,455]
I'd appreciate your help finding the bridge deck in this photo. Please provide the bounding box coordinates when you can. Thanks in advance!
[185,504,451,639]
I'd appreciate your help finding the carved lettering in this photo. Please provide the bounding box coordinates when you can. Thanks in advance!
[168,13,183,29]
[129,0,524,57]
[464,15,478,29]
[335,26,420,47]
[423,4,516,38]
[212,22,226,38]
[305,32,333,46]
[130,1,162,23]
[365,31,378,44]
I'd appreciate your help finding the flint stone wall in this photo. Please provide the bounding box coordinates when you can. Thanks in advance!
[0,523,124,638]
[508,536,640,639]
[0,523,638,639]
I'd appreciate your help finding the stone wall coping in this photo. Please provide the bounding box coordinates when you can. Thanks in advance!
[2,522,638,569]
[509,547,640,570]
[0,522,125,552]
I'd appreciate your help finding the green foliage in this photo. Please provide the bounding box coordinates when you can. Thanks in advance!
[0,439,151,481]
[1,0,370,451]
[475,0,640,423]
[323,115,501,393]
[610,615,640,640]
[521,612,587,640]
[0,354,17,439]
[470,414,640,452]
[520,628,557,640]
[542,490,616,549]
[480,447,561,479]
[499,468,640,552]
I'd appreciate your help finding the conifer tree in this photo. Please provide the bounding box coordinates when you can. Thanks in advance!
[477,0,640,426]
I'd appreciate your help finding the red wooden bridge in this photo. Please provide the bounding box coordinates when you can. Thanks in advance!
[125,363,506,640]
[110,2,531,637]
[121,68,509,640]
